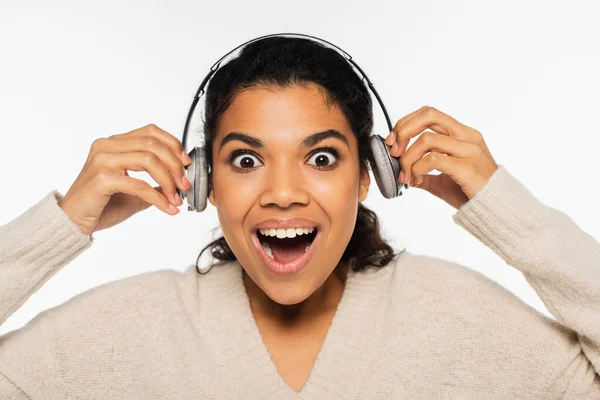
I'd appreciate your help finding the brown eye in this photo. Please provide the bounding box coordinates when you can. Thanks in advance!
[232,153,262,169]
[307,150,337,168]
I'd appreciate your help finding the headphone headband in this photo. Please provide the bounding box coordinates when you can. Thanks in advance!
[181,32,393,151]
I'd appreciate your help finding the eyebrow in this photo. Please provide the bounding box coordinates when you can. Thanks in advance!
[218,129,350,152]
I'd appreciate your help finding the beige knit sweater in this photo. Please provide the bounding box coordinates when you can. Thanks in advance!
[0,165,599,399]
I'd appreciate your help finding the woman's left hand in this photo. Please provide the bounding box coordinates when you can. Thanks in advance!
[385,106,499,210]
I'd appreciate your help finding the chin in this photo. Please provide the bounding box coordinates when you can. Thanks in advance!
[244,259,332,306]
[249,267,315,301]
[262,283,314,306]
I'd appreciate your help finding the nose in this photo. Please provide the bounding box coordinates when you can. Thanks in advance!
[258,161,310,208]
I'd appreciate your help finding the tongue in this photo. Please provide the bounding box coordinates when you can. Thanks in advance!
[266,235,312,263]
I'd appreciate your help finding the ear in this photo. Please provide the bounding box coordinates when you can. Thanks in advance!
[358,167,370,202]
[207,173,216,207]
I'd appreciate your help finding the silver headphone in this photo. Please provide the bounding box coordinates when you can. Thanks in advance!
[176,32,409,212]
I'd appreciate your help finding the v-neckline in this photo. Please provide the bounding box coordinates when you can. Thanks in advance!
[198,260,394,399]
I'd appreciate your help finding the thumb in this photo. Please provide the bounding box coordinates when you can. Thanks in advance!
[412,173,445,197]
[137,186,167,212]
[412,173,470,210]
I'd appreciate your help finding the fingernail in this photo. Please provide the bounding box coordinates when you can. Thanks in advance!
[169,203,179,214]
[182,150,192,164]
[182,175,192,189]
[391,143,398,155]
[175,192,183,205]
[399,170,405,183]
[415,175,423,185]
[385,131,396,145]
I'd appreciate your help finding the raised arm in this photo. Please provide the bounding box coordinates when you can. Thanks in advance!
[0,191,93,397]
[1,123,191,397]
[452,165,600,398]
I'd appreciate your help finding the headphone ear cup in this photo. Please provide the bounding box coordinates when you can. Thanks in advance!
[181,147,209,212]
[368,134,403,199]
[193,146,209,212]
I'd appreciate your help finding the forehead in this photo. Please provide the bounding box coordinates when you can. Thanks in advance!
[215,83,352,140]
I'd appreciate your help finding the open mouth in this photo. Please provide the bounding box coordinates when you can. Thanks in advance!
[256,227,318,264]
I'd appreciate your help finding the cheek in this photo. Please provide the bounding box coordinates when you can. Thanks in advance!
[328,185,359,236]
[314,171,361,243]
[212,175,256,253]
[212,165,258,217]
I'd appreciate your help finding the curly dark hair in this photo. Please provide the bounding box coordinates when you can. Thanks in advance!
[196,35,402,274]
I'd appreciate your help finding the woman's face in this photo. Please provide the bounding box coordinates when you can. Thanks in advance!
[208,83,370,306]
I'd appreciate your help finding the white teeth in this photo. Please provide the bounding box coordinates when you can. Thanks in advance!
[261,241,274,259]
[258,227,315,238]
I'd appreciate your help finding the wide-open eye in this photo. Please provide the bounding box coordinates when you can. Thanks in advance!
[231,153,263,169]
[307,149,338,168]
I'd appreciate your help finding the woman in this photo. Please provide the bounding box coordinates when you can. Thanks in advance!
[1,36,598,399]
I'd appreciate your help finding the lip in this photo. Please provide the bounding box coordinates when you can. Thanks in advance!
[251,229,321,276]
[252,217,320,231]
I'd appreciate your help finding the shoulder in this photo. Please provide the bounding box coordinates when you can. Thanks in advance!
[0,266,202,395]
[383,250,587,394]
[58,267,195,316]
[1,265,200,363]
[390,250,531,307]
[386,250,575,337]
[372,253,586,396]
[387,250,576,347]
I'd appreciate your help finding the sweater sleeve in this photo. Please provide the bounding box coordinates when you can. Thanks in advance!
[452,164,600,398]
[0,190,93,397]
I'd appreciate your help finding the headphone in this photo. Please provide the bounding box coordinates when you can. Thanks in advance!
[176,32,409,213]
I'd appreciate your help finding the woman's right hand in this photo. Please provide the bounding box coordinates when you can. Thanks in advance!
[58,124,193,236]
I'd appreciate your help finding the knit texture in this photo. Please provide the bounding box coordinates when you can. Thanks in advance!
[1,164,599,399]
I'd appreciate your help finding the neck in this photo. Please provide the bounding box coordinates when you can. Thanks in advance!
[243,260,350,323]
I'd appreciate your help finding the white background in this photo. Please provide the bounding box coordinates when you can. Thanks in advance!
[0,0,598,335]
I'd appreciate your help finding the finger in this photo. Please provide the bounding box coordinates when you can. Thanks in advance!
[96,173,179,215]
[410,152,471,188]
[399,130,480,183]
[411,173,469,210]
[112,124,192,165]
[391,106,478,157]
[385,107,423,145]
[137,186,168,212]
[93,151,182,206]
[91,135,190,192]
